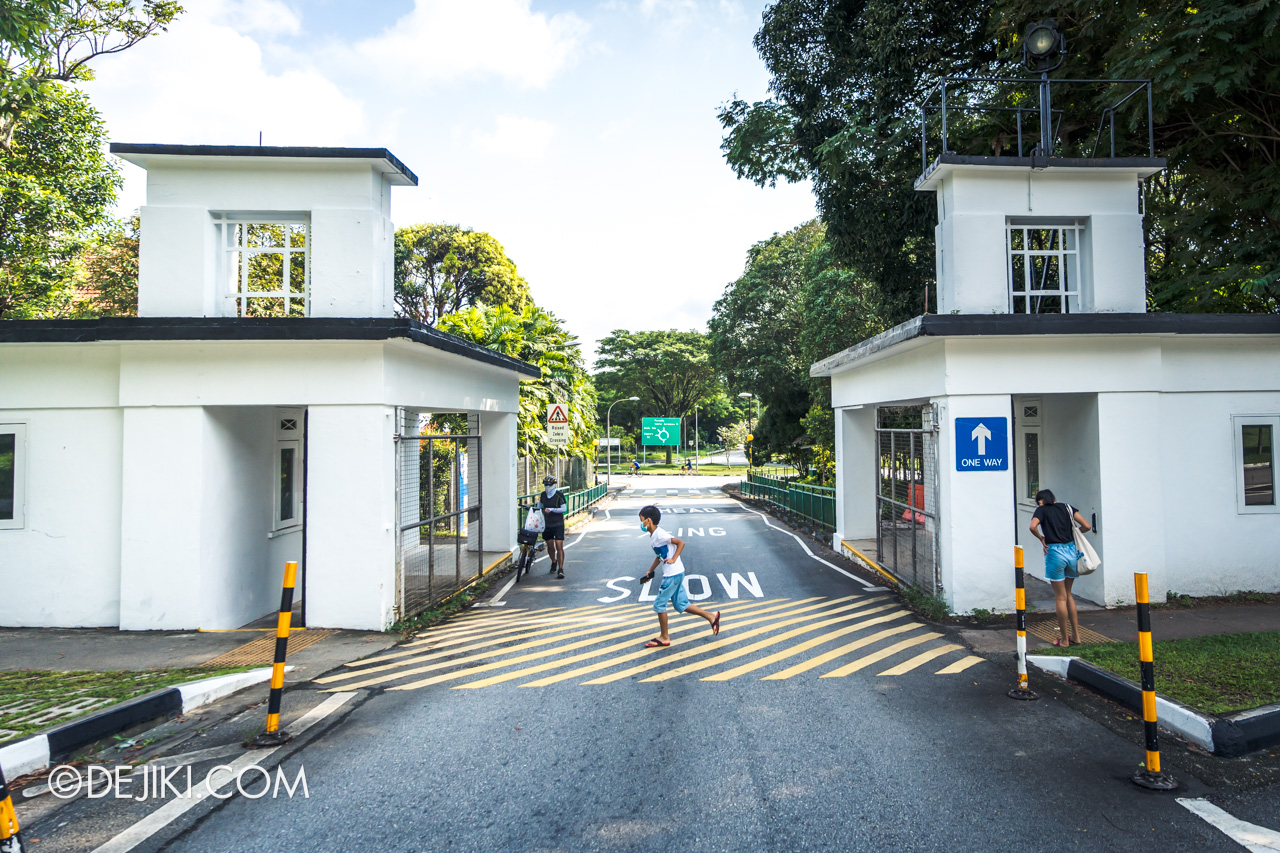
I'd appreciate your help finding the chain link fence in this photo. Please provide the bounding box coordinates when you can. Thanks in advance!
[875,405,941,595]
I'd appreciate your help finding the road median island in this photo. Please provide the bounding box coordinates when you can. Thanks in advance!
[1031,631,1280,756]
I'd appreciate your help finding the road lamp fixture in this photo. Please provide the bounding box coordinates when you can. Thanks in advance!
[738,392,757,469]
[606,396,639,484]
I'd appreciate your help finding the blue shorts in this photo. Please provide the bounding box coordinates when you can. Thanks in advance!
[652,573,690,614]
[1044,543,1080,582]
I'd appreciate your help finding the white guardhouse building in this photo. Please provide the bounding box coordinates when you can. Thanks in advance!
[0,144,535,631]
[813,147,1280,613]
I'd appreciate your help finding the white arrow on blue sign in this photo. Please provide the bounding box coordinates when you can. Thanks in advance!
[955,417,1008,471]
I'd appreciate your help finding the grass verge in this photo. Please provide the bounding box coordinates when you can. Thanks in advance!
[389,563,510,639]
[1038,630,1280,715]
[0,666,259,744]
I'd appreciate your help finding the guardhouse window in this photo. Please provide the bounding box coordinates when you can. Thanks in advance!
[274,409,303,532]
[0,424,26,530]
[214,214,309,318]
[1007,220,1084,314]
[1234,416,1277,513]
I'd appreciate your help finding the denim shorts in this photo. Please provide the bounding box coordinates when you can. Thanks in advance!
[1044,543,1080,582]
[652,573,690,614]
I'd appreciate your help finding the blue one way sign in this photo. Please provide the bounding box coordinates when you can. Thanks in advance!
[955,417,1008,471]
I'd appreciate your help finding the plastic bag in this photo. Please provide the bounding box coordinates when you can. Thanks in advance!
[523,507,546,534]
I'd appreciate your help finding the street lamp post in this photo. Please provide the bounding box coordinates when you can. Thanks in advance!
[738,392,758,469]
[606,396,639,484]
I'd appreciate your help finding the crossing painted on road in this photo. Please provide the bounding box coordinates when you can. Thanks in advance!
[320,595,986,691]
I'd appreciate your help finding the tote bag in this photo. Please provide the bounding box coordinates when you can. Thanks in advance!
[523,507,546,534]
[1065,504,1101,575]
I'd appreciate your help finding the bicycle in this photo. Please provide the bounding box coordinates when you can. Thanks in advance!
[514,510,545,582]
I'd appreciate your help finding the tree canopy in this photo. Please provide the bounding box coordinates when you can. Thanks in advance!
[394,224,532,325]
[0,0,182,150]
[0,84,119,318]
[438,302,598,458]
[708,219,881,475]
[720,0,1280,316]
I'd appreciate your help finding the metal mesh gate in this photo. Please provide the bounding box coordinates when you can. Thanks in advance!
[876,405,941,595]
[395,415,483,620]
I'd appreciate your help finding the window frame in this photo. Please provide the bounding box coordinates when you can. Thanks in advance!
[1016,399,1043,510]
[1233,414,1278,514]
[0,422,27,530]
[1006,218,1085,315]
[213,213,311,318]
[272,409,304,534]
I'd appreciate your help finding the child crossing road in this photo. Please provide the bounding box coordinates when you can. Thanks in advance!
[638,505,720,647]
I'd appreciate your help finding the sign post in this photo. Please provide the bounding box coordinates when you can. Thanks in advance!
[546,403,570,449]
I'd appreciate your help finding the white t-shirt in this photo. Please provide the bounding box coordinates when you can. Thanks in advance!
[649,526,685,578]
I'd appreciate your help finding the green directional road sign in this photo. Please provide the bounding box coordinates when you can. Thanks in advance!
[641,417,681,446]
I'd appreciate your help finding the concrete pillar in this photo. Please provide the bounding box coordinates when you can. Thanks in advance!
[1096,392,1166,605]
[305,404,397,630]
[467,413,482,555]
[833,406,877,548]
[119,406,206,629]
[479,411,517,555]
[935,394,1016,615]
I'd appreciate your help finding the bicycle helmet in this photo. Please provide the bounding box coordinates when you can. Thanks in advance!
[542,475,558,486]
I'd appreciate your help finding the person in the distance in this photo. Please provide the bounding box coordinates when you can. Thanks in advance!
[1029,489,1092,647]
[537,475,568,579]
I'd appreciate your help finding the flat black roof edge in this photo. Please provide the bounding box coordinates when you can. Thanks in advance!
[108,143,419,186]
[0,317,539,378]
[812,312,1280,376]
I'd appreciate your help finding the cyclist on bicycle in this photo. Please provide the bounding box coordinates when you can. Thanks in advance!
[631,457,641,475]
[536,475,568,578]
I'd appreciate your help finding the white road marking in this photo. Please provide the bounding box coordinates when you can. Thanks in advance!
[1178,798,1280,851]
[92,693,357,853]
[644,489,656,495]
[740,505,877,589]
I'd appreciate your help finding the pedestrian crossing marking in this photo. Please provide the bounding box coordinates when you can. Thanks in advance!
[644,489,656,494]
[320,596,982,692]
[877,643,965,676]
[516,598,818,688]
[820,632,942,677]
[702,609,912,681]
[760,623,922,681]
[643,603,903,682]
[320,604,699,690]
[582,596,871,685]
[935,655,985,674]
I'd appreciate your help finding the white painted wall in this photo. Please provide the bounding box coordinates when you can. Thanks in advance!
[1159,391,1280,598]
[479,411,518,554]
[928,165,1150,314]
[934,394,1018,614]
[118,406,205,629]
[305,404,397,630]
[833,406,877,545]
[0,408,123,627]
[132,159,401,319]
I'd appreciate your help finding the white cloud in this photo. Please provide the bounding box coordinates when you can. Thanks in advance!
[83,0,366,148]
[351,0,589,89]
[472,116,556,160]
[211,0,302,37]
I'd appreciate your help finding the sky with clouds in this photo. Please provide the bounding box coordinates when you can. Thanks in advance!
[82,0,817,363]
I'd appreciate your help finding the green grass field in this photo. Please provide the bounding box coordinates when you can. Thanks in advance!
[1038,630,1280,714]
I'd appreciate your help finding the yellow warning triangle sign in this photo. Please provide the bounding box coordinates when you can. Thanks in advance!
[548,404,568,424]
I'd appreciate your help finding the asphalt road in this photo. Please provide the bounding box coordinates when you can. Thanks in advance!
[56,476,1280,852]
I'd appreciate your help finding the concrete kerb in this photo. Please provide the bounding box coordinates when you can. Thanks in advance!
[0,667,284,781]
[1027,654,1280,756]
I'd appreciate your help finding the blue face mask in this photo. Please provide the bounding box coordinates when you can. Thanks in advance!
[546,487,557,497]
[640,522,648,531]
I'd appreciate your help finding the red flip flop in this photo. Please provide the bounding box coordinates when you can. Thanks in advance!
[644,638,671,648]
[711,611,721,636]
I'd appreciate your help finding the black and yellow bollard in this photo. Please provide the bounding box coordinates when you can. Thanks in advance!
[1131,572,1177,790]
[1,762,24,853]
[248,560,298,748]
[1007,546,1039,701]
